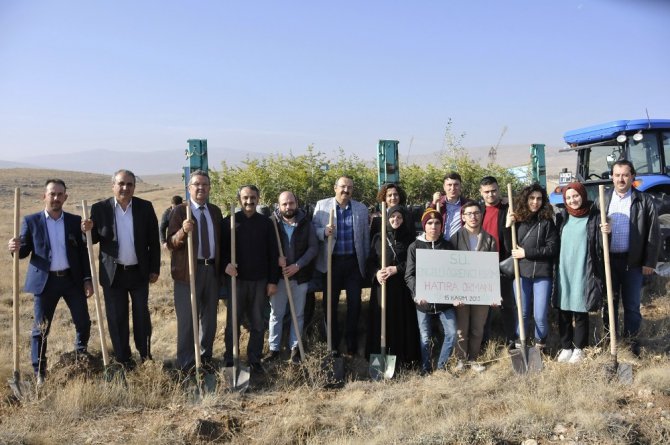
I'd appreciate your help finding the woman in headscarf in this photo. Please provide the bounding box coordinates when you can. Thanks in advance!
[508,183,559,350]
[553,182,608,363]
[366,205,420,368]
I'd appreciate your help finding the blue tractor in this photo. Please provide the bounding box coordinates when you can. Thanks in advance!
[549,119,670,261]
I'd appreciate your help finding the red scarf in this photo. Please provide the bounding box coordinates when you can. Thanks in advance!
[562,182,589,217]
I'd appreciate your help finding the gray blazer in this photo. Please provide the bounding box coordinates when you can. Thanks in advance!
[312,197,369,277]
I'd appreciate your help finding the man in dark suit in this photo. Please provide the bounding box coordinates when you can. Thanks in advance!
[8,179,92,384]
[82,169,160,368]
[167,170,223,371]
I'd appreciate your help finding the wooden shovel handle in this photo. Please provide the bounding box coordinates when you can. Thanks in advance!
[507,184,526,344]
[12,188,20,374]
[599,185,617,356]
[185,204,202,370]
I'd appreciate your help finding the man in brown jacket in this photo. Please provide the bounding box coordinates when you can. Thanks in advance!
[167,170,223,372]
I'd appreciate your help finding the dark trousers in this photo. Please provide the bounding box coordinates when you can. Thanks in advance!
[558,310,589,349]
[482,275,517,344]
[32,274,91,376]
[224,279,267,365]
[604,255,643,338]
[322,254,363,354]
[103,267,151,364]
[173,263,219,370]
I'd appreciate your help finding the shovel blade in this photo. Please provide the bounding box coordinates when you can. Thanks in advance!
[617,363,633,384]
[527,347,544,373]
[321,354,345,388]
[369,354,396,380]
[509,349,528,374]
[223,365,250,393]
[7,373,32,400]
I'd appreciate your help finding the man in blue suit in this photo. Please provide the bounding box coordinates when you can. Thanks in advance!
[313,176,369,355]
[82,169,160,368]
[8,179,92,384]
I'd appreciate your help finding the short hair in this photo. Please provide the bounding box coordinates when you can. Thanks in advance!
[612,159,636,176]
[189,170,210,184]
[45,179,66,192]
[278,190,298,204]
[237,184,260,199]
[479,176,498,187]
[460,200,481,213]
[443,172,462,182]
[112,169,136,184]
[334,175,354,187]
[171,195,183,205]
[376,183,407,205]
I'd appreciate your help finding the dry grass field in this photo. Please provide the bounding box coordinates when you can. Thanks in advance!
[0,168,669,444]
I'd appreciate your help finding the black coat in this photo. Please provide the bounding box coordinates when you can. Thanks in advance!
[515,215,558,279]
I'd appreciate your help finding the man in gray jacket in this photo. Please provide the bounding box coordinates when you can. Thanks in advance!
[312,176,369,355]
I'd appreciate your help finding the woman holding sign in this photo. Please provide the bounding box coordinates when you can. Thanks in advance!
[367,205,420,369]
[449,201,498,372]
[508,184,558,351]
[405,209,456,375]
[553,182,607,364]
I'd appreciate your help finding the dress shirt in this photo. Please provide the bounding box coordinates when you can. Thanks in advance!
[608,189,632,253]
[190,200,215,259]
[114,200,139,265]
[44,210,70,271]
[334,202,355,256]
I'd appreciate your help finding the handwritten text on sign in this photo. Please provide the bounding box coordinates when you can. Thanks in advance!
[415,250,501,305]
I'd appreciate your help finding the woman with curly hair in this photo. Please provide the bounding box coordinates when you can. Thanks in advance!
[508,183,558,350]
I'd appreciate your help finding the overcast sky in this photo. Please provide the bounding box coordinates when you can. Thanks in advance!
[1,0,668,163]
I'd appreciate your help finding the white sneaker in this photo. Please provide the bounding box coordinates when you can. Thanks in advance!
[568,348,584,364]
[454,360,465,372]
[470,362,486,373]
[557,349,573,363]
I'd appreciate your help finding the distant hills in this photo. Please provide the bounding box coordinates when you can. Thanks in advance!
[0,144,573,178]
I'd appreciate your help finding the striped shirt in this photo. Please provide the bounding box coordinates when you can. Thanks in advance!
[608,189,632,253]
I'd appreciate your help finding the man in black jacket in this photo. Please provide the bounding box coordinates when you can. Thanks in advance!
[595,160,660,352]
[265,191,318,364]
[222,185,280,372]
[479,176,516,347]
[83,169,160,368]
[159,195,183,249]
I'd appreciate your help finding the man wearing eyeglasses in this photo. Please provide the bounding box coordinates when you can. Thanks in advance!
[167,170,223,372]
[83,169,160,369]
[312,176,369,356]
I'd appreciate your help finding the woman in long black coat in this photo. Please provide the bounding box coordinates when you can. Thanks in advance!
[366,205,421,368]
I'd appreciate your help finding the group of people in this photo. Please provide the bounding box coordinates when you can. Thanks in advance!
[8,159,659,383]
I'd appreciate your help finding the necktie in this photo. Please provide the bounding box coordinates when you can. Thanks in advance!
[199,206,211,259]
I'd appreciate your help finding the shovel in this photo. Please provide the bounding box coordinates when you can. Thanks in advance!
[369,202,396,380]
[322,208,344,386]
[507,184,543,374]
[271,216,306,363]
[8,188,30,398]
[82,200,116,381]
[599,185,633,383]
[223,205,250,392]
[184,204,217,395]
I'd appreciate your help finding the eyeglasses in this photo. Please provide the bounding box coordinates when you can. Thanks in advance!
[463,211,481,218]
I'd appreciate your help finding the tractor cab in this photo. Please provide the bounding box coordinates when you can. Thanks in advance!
[550,119,670,262]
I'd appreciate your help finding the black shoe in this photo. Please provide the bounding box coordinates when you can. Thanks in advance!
[630,340,641,357]
[263,350,282,363]
[290,347,301,364]
[249,362,264,374]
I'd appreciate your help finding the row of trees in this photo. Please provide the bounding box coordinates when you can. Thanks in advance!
[208,144,526,210]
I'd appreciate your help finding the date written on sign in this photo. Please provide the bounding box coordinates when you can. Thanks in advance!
[416,250,501,305]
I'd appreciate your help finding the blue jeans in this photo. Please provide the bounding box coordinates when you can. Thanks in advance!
[32,275,91,376]
[607,256,643,337]
[416,308,456,372]
[269,279,308,351]
[515,277,551,343]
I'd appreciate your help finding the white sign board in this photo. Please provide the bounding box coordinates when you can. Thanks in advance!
[415,249,501,305]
